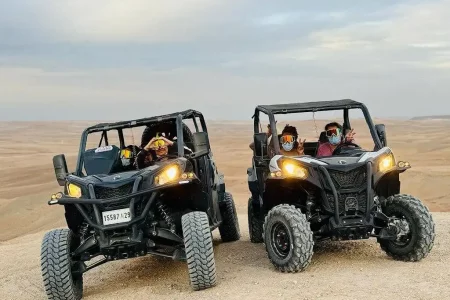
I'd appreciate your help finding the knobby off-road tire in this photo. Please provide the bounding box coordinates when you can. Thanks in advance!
[248,197,263,243]
[41,229,83,300]
[182,211,217,291]
[218,192,241,242]
[263,204,314,272]
[378,194,435,261]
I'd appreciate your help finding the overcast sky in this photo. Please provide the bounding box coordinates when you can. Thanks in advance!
[1,0,449,120]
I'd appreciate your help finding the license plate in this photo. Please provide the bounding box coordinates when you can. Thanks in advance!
[102,208,131,225]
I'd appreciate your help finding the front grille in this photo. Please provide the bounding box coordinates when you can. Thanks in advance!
[328,166,367,188]
[326,193,367,214]
[94,182,134,210]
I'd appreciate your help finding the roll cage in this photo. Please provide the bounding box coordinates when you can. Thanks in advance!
[252,99,384,156]
[74,109,208,177]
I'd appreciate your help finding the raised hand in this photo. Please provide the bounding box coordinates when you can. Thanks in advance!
[144,137,156,150]
[297,138,306,155]
[345,129,356,142]
[158,136,174,145]
[267,121,277,136]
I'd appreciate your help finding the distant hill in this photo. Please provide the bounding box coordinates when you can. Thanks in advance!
[411,115,450,120]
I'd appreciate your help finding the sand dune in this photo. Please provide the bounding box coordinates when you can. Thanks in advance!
[0,119,449,299]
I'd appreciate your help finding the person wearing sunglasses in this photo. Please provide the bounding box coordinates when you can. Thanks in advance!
[316,122,356,157]
[249,123,305,157]
[279,124,305,156]
[135,134,176,168]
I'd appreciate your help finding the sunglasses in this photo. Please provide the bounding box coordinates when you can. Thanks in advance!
[326,128,341,137]
[280,134,295,144]
[121,149,133,159]
[149,139,168,150]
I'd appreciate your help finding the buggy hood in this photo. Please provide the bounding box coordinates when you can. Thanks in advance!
[78,158,186,185]
[269,147,392,171]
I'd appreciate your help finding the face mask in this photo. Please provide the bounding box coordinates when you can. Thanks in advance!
[281,142,294,151]
[121,157,131,166]
[328,135,341,145]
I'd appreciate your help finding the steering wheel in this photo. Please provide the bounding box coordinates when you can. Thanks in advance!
[332,141,362,155]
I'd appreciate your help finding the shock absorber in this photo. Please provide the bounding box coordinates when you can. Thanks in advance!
[79,222,90,242]
[156,200,176,232]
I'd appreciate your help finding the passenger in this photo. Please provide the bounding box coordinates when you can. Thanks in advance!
[250,123,305,156]
[136,135,176,168]
[316,122,356,157]
[279,124,305,156]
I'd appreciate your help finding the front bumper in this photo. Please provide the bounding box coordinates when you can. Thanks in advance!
[49,178,199,232]
[318,162,373,228]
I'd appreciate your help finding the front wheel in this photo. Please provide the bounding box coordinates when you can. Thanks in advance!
[182,211,217,291]
[378,194,435,261]
[40,229,83,300]
[263,204,314,273]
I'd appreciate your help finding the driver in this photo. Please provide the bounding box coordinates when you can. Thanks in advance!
[316,122,356,157]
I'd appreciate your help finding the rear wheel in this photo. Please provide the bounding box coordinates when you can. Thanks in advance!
[218,192,240,242]
[378,194,435,261]
[248,198,263,243]
[41,229,83,300]
[263,204,314,272]
[182,211,217,291]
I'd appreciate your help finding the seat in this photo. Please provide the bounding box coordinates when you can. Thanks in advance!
[319,131,328,144]
[83,145,122,175]
[303,142,318,156]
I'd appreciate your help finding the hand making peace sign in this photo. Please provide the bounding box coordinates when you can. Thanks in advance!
[297,138,306,155]
[345,128,356,142]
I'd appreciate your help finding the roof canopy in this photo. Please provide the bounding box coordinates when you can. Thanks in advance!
[255,99,364,115]
[85,109,202,133]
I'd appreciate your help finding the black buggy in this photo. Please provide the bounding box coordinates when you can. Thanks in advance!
[40,110,240,299]
[247,99,435,272]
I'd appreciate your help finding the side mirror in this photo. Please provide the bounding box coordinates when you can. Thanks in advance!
[192,132,210,155]
[253,133,269,158]
[375,124,387,147]
[53,154,68,186]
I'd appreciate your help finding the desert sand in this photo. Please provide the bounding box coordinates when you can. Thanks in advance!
[0,118,449,299]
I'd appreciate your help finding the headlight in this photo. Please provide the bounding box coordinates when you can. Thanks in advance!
[272,161,308,179]
[67,183,82,198]
[154,164,196,185]
[378,153,395,172]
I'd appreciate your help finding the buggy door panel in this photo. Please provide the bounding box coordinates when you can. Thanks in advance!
[254,157,269,201]
[188,114,220,224]
[207,153,221,223]
[195,155,220,224]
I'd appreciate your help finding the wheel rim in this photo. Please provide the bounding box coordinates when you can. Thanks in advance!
[270,222,291,258]
[389,213,413,247]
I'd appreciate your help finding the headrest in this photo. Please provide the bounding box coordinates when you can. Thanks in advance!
[319,131,328,143]
[83,145,121,175]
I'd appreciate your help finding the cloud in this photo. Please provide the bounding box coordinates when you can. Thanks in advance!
[281,0,450,71]
[0,0,449,121]
[256,12,302,26]
[0,0,235,44]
